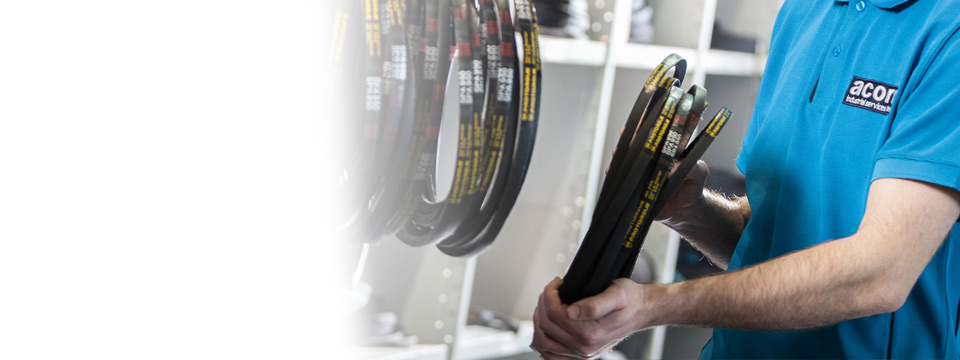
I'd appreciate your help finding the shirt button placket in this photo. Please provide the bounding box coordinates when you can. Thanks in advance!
[843,0,864,57]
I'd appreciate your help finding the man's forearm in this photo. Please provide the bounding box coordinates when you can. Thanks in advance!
[642,178,959,332]
[661,190,750,269]
[530,180,959,359]
[642,234,900,331]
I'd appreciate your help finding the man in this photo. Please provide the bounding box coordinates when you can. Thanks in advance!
[531,0,960,358]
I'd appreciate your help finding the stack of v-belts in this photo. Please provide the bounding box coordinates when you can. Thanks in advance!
[558,55,733,304]
[334,0,541,257]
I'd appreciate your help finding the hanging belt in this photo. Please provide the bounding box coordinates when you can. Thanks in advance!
[435,0,542,256]
[337,0,541,258]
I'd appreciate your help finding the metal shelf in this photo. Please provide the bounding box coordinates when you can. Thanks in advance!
[703,49,766,76]
[539,36,607,66]
[614,43,698,71]
[352,344,448,360]
[453,322,535,360]
[539,37,765,77]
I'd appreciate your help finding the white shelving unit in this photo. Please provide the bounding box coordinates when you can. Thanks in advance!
[538,36,606,66]
[354,344,449,360]
[351,0,780,359]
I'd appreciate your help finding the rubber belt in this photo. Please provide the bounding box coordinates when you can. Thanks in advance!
[339,0,392,239]
[435,0,541,256]
[427,0,519,250]
[337,0,540,256]
[558,68,684,290]
[397,0,493,246]
[397,0,527,254]
[376,0,446,237]
[578,83,684,299]
[559,54,734,304]
[346,0,424,243]
[332,0,368,228]
[336,0,387,230]
[560,74,679,302]
[613,85,705,279]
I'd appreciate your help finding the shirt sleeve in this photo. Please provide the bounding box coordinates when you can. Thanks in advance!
[873,29,960,192]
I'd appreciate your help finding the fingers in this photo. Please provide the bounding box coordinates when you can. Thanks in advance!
[677,160,709,197]
[656,160,710,222]
[597,279,644,330]
[532,278,642,360]
[540,279,589,345]
[545,276,563,293]
[536,290,580,346]
[532,301,582,359]
[533,278,610,358]
[688,160,709,183]
[567,281,630,321]
[532,281,591,359]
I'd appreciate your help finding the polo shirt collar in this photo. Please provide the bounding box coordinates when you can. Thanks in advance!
[834,0,911,9]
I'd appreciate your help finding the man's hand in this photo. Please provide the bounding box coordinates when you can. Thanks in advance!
[530,277,653,359]
[605,126,711,223]
[655,160,709,222]
[536,178,959,343]
[607,159,709,223]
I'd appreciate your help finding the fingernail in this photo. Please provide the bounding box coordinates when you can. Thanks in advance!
[567,305,580,320]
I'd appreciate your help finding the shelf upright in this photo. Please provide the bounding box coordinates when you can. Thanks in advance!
[578,0,633,243]
[693,0,719,86]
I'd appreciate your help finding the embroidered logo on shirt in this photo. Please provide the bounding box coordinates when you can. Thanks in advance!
[842,77,898,115]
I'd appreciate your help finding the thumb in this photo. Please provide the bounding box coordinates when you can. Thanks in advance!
[567,281,630,321]
[688,160,709,183]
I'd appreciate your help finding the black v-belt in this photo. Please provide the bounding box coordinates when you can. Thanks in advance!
[342,0,423,243]
[435,0,541,256]
[392,0,540,258]
[389,0,456,241]
[559,55,733,304]
[331,0,367,227]
[333,0,382,229]
[337,0,541,255]
[397,0,495,246]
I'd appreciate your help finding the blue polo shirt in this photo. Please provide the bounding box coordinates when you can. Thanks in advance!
[700,0,960,358]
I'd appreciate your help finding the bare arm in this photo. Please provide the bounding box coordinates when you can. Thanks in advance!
[656,161,750,269]
[532,178,960,358]
[664,189,749,270]
[652,178,959,329]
